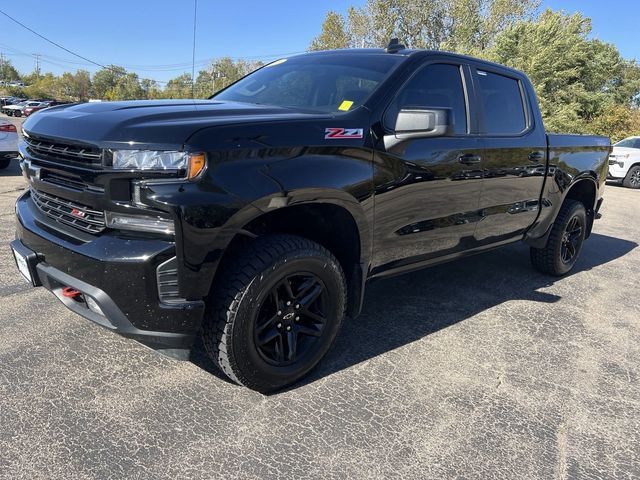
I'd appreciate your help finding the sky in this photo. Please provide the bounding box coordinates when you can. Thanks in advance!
[0,0,637,84]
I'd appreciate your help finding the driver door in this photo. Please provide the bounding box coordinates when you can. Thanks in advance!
[371,62,484,272]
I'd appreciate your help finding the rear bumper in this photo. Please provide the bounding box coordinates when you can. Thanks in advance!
[13,191,205,356]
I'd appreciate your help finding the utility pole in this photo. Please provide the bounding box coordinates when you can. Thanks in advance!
[33,53,41,78]
[210,69,225,95]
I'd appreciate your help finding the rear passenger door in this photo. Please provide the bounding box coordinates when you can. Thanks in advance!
[472,66,547,243]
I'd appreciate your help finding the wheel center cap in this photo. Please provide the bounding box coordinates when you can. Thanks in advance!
[283,312,295,320]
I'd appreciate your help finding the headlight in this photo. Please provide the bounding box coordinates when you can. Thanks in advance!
[111,150,206,179]
[112,150,187,170]
[105,211,175,235]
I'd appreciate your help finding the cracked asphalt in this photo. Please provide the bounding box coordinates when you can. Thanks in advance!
[1,116,639,479]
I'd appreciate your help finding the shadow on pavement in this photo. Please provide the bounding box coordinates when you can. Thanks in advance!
[189,234,638,390]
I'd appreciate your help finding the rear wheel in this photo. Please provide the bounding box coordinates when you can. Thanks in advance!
[530,199,586,276]
[202,234,346,393]
[623,165,640,189]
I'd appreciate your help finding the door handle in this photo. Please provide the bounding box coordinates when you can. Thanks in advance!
[458,154,481,165]
[528,151,544,162]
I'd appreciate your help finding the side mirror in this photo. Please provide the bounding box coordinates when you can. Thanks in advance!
[384,108,453,149]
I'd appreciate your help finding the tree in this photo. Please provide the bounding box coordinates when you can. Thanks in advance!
[309,11,350,50]
[106,72,144,100]
[309,0,539,52]
[192,57,263,98]
[73,70,92,101]
[23,73,58,99]
[588,104,640,143]
[140,78,162,99]
[57,71,92,101]
[91,65,126,99]
[163,73,192,99]
[0,58,21,82]
[487,10,639,133]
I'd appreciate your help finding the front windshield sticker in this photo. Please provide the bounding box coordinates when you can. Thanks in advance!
[325,128,364,139]
[338,100,354,111]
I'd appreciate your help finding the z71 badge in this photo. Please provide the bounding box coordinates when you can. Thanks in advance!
[324,128,364,139]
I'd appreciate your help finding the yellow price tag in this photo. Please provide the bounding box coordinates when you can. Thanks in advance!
[338,100,354,111]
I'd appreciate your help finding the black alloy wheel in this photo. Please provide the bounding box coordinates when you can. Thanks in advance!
[560,215,583,264]
[203,234,347,393]
[254,273,328,366]
[530,199,587,276]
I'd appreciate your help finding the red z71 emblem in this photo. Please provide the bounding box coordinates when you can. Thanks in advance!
[70,208,86,218]
[325,128,364,139]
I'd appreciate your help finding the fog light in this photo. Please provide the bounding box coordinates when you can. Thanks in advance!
[85,296,104,316]
[105,211,175,235]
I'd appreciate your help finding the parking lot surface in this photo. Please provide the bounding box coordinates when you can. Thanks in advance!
[0,115,639,479]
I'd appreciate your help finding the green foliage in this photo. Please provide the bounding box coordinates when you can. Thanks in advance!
[487,9,640,137]
[23,73,58,99]
[309,11,350,50]
[0,58,21,82]
[163,73,193,99]
[91,65,127,99]
[194,57,263,97]
[310,0,539,52]
[586,103,640,143]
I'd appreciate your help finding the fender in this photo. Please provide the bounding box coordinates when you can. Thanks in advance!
[524,174,600,248]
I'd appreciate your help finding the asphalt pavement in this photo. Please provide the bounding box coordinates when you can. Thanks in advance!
[0,115,639,479]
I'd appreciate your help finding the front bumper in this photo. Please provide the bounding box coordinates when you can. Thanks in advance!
[13,191,205,356]
[608,164,626,180]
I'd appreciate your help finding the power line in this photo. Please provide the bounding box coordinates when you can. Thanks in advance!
[0,9,108,70]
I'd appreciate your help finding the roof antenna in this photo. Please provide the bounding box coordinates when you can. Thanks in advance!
[385,38,406,53]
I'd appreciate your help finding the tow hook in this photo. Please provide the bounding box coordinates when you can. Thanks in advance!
[62,287,82,299]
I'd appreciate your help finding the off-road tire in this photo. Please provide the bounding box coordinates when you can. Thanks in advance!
[530,199,586,276]
[202,234,347,393]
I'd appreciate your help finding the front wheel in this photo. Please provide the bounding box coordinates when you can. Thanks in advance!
[202,234,347,393]
[623,165,640,189]
[530,199,586,276]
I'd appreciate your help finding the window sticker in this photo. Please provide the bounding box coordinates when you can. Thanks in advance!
[338,100,354,111]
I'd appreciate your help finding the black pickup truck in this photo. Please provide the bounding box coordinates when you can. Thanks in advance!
[12,44,609,392]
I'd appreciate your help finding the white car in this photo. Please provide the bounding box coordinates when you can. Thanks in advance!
[2,101,41,117]
[0,120,18,169]
[608,136,640,189]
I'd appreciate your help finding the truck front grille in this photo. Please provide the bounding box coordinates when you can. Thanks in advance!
[24,135,102,165]
[31,189,106,234]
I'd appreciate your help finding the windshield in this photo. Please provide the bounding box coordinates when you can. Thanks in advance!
[213,54,404,113]
[614,137,640,149]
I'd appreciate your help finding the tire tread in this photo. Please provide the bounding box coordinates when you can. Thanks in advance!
[202,234,346,391]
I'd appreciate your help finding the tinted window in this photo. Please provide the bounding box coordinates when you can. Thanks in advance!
[477,70,527,135]
[388,63,468,134]
[214,54,404,113]
[614,137,640,149]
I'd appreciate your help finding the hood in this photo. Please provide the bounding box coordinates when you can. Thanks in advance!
[22,99,329,149]
[611,147,640,156]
